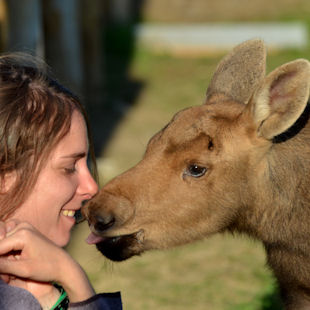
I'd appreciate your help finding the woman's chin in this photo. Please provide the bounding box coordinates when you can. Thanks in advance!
[51,218,75,247]
[53,233,71,248]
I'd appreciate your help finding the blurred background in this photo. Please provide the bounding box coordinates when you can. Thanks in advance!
[1,0,310,309]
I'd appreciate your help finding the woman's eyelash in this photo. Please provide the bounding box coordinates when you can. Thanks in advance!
[64,167,76,174]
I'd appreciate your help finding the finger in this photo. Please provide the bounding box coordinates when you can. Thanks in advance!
[7,253,19,261]
[0,257,29,278]
[0,220,20,240]
[0,273,10,283]
[5,219,20,234]
[5,221,33,238]
[0,234,25,256]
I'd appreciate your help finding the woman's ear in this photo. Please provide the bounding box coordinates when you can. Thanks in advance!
[248,59,310,139]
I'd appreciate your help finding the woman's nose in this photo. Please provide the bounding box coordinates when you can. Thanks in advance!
[78,168,99,199]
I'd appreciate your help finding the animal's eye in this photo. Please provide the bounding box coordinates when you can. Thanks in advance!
[186,164,207,178]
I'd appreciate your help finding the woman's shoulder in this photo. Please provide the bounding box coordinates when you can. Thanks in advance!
[0,279,41,310]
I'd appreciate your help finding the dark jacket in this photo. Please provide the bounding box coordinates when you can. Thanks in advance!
[0,279,122,310]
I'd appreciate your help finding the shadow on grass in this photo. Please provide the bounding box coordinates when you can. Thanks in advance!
[88,1,146,157]
[90,23,145,156]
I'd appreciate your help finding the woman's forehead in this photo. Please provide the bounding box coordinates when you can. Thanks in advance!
[53,111,89,158]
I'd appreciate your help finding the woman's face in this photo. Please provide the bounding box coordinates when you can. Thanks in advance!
[10,110,98,247]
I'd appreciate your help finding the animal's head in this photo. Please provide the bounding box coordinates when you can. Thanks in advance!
[83,39,310,261]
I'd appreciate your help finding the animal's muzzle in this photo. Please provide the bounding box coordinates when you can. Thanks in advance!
[93,213,116,233]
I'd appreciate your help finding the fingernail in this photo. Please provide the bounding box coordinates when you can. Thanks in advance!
[5,231,14,238]
[6,222,16,233]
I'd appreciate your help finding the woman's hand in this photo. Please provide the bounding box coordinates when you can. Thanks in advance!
[0,219,19,284]
[0,221,95,303]
[0,221,71,282]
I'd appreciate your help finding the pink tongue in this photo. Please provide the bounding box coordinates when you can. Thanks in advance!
[86,232,105,245]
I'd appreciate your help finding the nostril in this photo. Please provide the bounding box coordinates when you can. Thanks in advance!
[94,214,115,233]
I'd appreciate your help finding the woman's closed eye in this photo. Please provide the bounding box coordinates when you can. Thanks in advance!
[64,166,77,174]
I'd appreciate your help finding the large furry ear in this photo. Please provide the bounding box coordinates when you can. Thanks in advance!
[249,59,310,139]
[206,39,266,104]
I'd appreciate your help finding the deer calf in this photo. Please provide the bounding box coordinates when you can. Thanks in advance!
[83,39,310,309]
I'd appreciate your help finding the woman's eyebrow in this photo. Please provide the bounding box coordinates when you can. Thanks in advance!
[60,152,87,159]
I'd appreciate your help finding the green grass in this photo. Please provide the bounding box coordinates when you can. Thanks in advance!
[67,36,310,309]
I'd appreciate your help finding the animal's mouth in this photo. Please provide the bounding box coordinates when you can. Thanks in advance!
[86,230,145,261]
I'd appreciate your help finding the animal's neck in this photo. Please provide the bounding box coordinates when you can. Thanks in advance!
[233,139,310,248]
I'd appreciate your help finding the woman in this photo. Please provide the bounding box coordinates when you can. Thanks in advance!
[0,53,122,309]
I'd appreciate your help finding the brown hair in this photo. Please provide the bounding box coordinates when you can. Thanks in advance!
[0,53,97,220]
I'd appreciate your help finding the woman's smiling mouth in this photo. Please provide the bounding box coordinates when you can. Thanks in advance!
[62,210,76,217]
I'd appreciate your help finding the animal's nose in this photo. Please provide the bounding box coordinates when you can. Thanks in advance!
[94,214,115,233]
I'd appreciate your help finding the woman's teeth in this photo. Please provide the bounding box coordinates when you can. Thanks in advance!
[62,210,75,217]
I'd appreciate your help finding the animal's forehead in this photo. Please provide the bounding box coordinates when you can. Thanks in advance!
[146,101,245,153]
[171,105,207,122]
[163,106,215,148]
[166,102,243,136]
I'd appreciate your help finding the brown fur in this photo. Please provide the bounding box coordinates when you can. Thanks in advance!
[83,39,310,309]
